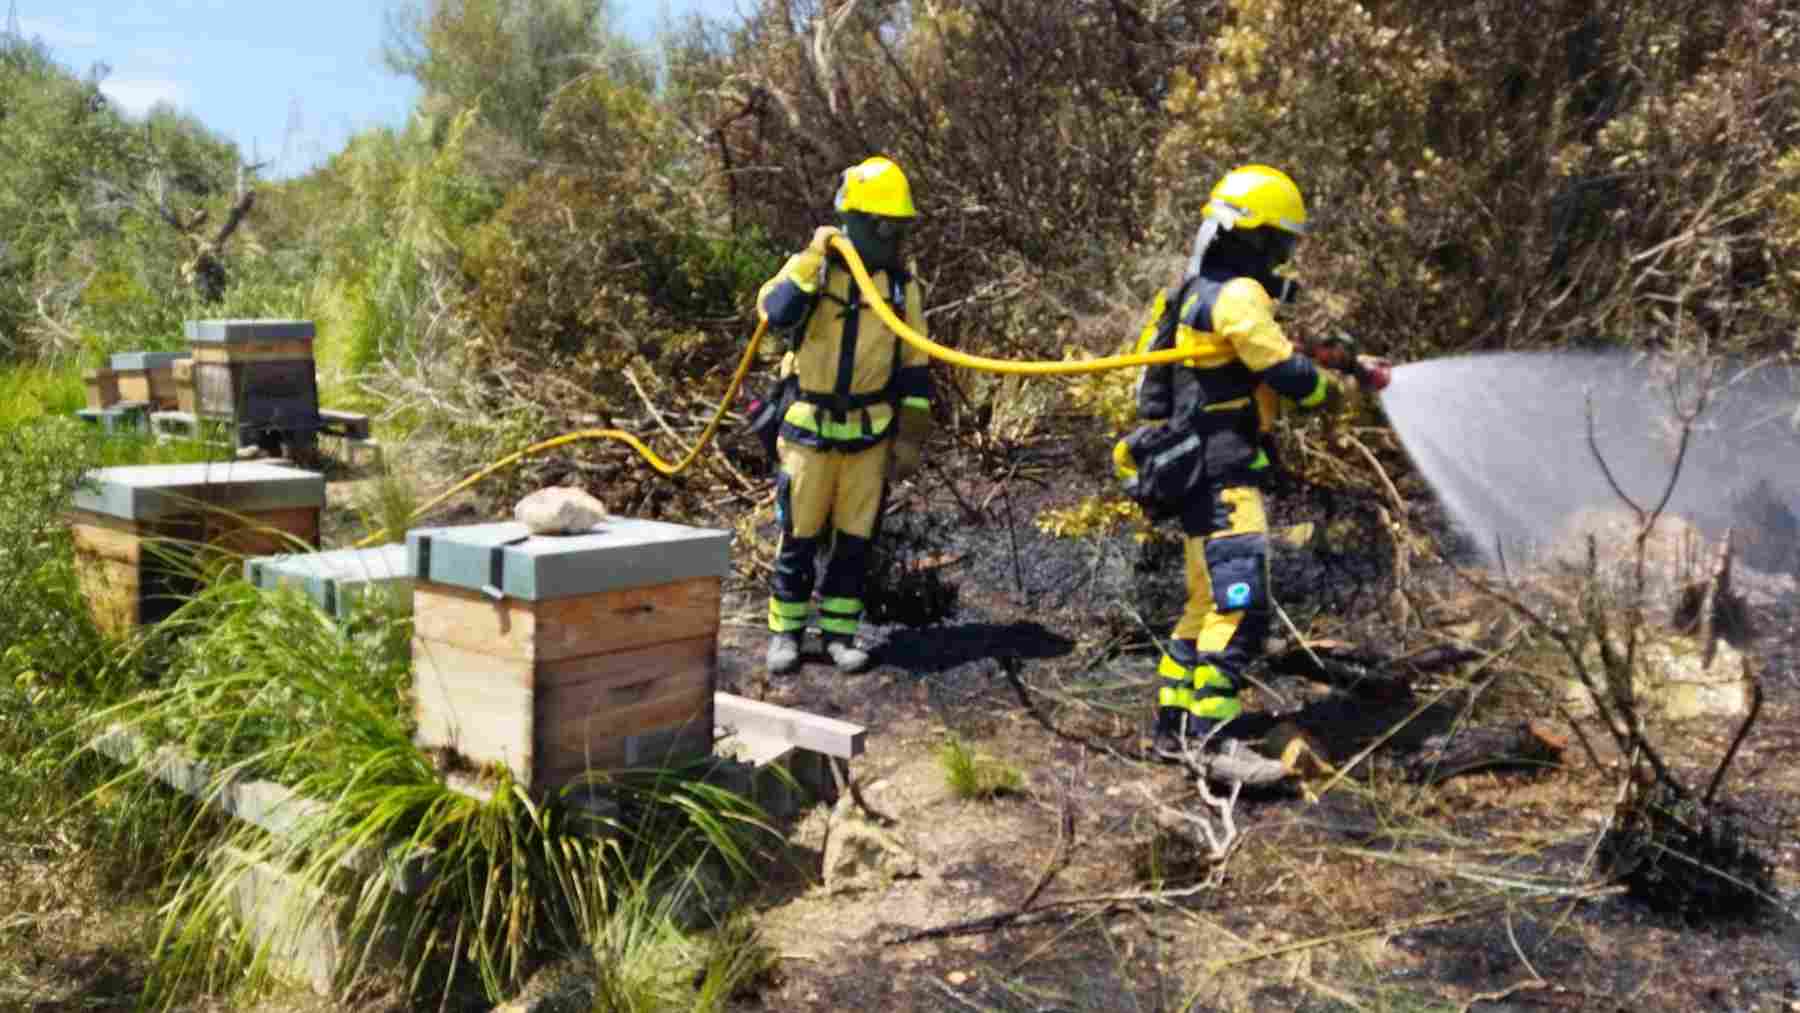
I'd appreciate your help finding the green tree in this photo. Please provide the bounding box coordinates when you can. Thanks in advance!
[382,0,651,161]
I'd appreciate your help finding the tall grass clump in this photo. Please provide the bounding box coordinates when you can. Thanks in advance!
[89,581,771,1006]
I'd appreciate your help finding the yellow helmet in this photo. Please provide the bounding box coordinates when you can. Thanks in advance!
[834,156,917,219]
[1204,164,1308,235]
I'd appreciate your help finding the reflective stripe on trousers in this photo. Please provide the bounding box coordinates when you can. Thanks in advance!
[767,436,889,637]
[1159,483,1270,722]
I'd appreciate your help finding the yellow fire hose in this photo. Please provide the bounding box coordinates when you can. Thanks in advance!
[357,235,1221,546]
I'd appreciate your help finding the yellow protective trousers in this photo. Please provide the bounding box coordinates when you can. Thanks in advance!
[767,435,891,640]
[1157,483,1271,725]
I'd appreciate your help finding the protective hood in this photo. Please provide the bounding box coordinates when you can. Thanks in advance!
[1184,218,1299,304]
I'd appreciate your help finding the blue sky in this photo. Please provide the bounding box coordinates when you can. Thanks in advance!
[13,0,715,179]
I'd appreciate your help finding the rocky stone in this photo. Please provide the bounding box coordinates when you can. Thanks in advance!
[513,486,608,535]
[1567,633,1755,721]
[823,815,919,894]
[490,954,598,1013]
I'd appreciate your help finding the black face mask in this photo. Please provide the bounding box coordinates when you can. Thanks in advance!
[842,212,909,272]
[1201,227,1298,301]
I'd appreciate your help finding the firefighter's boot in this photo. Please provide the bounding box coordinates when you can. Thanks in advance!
[766,632,801,674]
[825,637,871,673]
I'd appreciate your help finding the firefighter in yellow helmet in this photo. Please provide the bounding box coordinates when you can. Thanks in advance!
[757,156,934,674]
[1114,165,1389,761]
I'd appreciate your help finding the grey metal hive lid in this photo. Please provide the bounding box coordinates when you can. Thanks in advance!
[72,462,326,521]
[109,351,190,371]
[245,543,411,587]
[407,518,732,601]
[184,319,316,344]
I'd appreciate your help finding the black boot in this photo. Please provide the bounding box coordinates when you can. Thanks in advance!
[1152,709,1221,763]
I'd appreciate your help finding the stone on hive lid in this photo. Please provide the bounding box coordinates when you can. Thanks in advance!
[514,486,609,536]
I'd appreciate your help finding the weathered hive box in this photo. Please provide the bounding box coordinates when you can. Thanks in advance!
[184,319,320,446]
[68,462,325,635]
[172,357,196,413]
[110,351,189,408]
[83,368,122,410]
[246,544,413,620]
[408,518,731,793]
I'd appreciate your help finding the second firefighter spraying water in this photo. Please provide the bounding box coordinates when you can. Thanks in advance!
[1113,164,1391,763]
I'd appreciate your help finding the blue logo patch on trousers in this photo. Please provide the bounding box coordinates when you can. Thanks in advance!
[1225,582,1252,608]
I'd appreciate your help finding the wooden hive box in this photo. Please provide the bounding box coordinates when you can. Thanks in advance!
[110,351,190,409]
[246,543,413,620]
[83,368,122,410]
[408,518,732,793]
[172,357,196,414]
[68,462,325,635]
[184,319,320,448]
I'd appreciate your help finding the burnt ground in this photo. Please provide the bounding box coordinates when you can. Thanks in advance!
[712,440,1800,1013]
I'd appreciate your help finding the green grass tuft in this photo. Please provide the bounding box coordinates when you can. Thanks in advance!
[938,735,1025,801]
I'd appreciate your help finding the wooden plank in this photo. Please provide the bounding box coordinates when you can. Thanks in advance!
[536,671,714,756]
[533,578,720,661]
[411,586,537,660]
[203,506,321,556]
[71,521,144,564]
[190,341,314,364]
[220,846,344,995]
[535,634,715,700]
[536,721,714,788]
[411,640,535,776]
[536,686,712,764]
[116,371,152,403]
[89,727,436,893]
[84,369,121,410]
[714,692,866,759]
[412,578,719,662]
[74,554,140,636]
[317,409,370,439]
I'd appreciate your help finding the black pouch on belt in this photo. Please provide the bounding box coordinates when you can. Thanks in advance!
[743,373,798,466]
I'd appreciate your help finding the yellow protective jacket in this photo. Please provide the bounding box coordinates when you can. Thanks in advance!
[757,247,932,452]
[1132,268,1332,477]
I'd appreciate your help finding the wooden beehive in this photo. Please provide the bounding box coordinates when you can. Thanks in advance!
[246,543,413,620]
[408,518,732,793]
[83,368,122,410]
[68,462,325,636]
[111,351,189,409]
[184,319,320,448]
[172,357,196,413]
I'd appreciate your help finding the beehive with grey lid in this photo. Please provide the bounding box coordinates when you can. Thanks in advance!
[246,543,413,620]
[183,319,320,447]
[110,351,190,408]
[68,462,325,634]
[408,518,732,793]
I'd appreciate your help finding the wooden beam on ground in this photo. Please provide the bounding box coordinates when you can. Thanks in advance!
[90,726,435,894]
[714,692,866,758]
